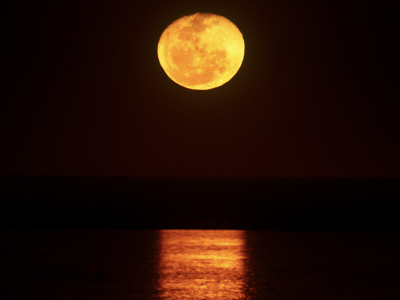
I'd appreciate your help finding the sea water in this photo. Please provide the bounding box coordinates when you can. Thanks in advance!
[1,230,399,299]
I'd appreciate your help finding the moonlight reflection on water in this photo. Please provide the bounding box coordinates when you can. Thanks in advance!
[158,230,248,299]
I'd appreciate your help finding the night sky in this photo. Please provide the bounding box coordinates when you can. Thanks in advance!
[2,0,398,177]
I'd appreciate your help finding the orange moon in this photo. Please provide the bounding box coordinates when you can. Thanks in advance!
[157,13,245,90]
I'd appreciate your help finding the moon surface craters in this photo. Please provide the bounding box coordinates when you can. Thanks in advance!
[158,13,244,90]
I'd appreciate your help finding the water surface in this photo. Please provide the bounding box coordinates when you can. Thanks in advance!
[159,230,247,299]
[1,230,399,299]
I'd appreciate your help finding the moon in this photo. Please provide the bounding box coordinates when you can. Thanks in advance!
[157,13,245,90]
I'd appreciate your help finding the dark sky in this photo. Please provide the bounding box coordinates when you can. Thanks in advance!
[2,0,398,177]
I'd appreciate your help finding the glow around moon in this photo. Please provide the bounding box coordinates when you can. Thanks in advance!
[157,13,245,90]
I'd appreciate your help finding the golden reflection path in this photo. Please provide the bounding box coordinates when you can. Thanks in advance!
[158,230,248,299]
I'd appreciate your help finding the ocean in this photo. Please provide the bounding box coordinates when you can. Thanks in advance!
[1,230,399,299]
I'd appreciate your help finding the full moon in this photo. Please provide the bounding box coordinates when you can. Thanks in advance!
[157,13,245,90]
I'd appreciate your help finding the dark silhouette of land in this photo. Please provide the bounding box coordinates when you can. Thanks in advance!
[1,176,399,230]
